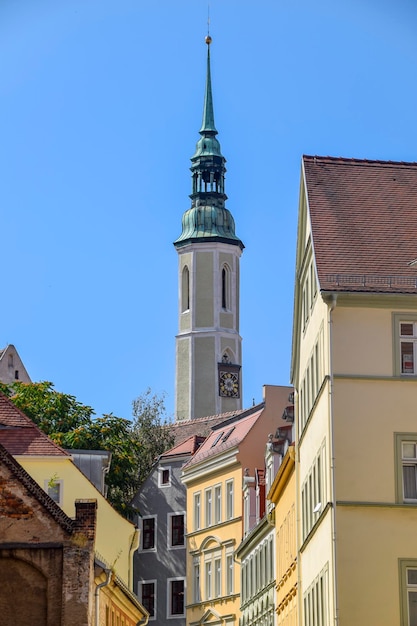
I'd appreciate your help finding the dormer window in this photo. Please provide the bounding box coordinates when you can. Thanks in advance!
[159,466,171,487]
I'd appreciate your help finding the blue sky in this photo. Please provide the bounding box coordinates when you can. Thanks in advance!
[1,0,417,420]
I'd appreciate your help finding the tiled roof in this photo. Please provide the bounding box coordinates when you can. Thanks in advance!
[0,393,69,457]
[161,434,206,458]
[183,407,264,469]
[168,409,246,447]
[303,155,417,294]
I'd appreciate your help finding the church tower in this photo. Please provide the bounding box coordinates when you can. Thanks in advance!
[174,36,244,421]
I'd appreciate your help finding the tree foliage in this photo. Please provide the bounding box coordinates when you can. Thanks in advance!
[1,381,174,516]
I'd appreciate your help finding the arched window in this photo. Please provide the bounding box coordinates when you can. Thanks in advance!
[182,266,190,312]
[221,265,231,310]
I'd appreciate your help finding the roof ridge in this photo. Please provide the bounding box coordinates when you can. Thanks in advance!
[303,154,417,168]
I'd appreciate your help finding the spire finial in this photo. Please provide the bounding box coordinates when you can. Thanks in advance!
[200,30,216,134]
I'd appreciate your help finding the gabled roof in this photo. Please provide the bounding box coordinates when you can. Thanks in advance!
[0,441,74,533]
[169,409,246,447]
[303,155,417,294]
[183,406,264,469]
[161,434,206,459]
[0,392,69,457]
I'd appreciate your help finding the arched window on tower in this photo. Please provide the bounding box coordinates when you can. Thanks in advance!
[221,265,231,310]
[182,266,190,312]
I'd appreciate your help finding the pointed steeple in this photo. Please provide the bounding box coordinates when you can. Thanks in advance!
[174,36,243,250]
[200,36,217,135]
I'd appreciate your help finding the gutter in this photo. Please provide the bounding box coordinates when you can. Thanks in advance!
[328,294,339,626]
[95,567,112,626]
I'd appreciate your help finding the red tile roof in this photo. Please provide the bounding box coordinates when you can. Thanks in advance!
[168,409,246,447]
[0,393,68,457]
[161,434,206,458]
[303,155,417,294]
[183,407,264,469]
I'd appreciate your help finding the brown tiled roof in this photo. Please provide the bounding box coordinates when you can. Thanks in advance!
[0,393,69,457]
[303,155,417,294]
[168,409,246,447]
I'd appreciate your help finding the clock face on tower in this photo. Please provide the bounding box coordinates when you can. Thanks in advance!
[219,369,240,398]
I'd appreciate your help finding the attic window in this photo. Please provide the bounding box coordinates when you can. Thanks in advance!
[14,370,19,380]
[222,427,235,443]
[211,432,224,447]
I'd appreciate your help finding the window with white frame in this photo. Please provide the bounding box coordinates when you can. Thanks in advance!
[214,557,222,597]
[168,512,185,548]
[142,516,156,550]
[193,558,201,603]
[205,488,212,527]
[214,484,222,524]
[395,434,417,503]
[400,321,417,375]
[194,492,201,530]
[205,561,212,600]
[303,565,328,626]
[159,466,171,487]
[167,578,185,617]
[301,442,326,541]
[226,480,234,520]
[226,552,234,595]
[140,581,156,620]
[393,314,417,376]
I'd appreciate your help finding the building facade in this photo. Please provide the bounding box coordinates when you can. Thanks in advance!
[291,155,417,625]
[0,344,31,384]
[0,392,147,625]
[174,36,244,421]
[182,385,291,626]
[132,435,205,625]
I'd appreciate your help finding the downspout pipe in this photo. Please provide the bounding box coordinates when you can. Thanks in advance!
[328,294,339,626]
[95,568,112,626]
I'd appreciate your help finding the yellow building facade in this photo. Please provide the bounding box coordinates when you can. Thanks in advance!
[292,155,417,625]
[267,446,296,626]
[182,385,291,626]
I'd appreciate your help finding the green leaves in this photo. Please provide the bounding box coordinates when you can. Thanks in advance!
[4,382,174,517]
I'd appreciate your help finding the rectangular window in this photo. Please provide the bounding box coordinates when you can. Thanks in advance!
[214,484,222,524]
[395,434,417,503]
[45,479,63,505]
[301,443,326,542]
[142,517,156,550]
[205,489,212,527]
[226,554,234,595]
[393,314,417,376]
[303,566,328,626]
[168,579,185,617]
[193,559,201,603]
[214,558,222,597]
[140,581,156,620]
[159,466,171,486]
[205,562,212,600]
[399,560,417,626]
[194,492,201,530]
[168,513,185,548]
[226,480,234,520]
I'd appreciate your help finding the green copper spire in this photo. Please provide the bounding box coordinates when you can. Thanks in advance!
[174,36,243,250]
[199,36,217,134]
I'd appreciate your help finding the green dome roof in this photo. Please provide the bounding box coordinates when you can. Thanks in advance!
[174,205,243,249]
